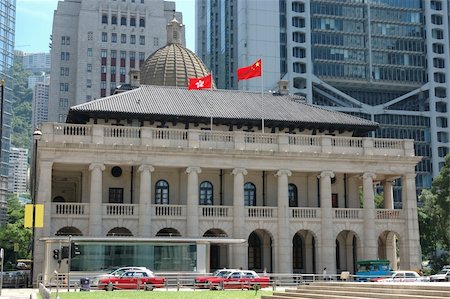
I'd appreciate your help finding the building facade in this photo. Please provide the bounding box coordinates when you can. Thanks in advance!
[32,83,49,131]
[22,52,51,73]
[8,147,28,194]
[33,84,422,283]
[48,0,185,123]
[0,0,15,224]
[28,74,50,90]
[195,0,450,196]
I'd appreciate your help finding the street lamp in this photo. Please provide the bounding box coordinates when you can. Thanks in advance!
[30,128,42,287]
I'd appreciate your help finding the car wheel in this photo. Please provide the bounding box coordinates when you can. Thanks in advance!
[106,282,114,291]
[252,284,261,291]
[145,284,154,291]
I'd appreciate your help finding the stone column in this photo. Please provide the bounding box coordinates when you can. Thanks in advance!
[89,163,105,236]
[319,171,335,274]
[232,168,248,269]
[383,179,394,209]
[138,165,154,237]
[276,169,292,273]
[400,173,421,270]
[34,161,53,284]
[362,172,377,260]
[186,166,201,237]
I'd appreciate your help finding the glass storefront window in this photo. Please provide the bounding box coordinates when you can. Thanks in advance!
[71,242,197,272]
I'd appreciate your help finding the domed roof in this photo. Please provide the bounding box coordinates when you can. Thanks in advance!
[140,16,213,87]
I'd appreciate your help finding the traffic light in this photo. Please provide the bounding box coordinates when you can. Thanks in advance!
[61,246,70,259]
[71,242,81,258]
[52,249,61,261]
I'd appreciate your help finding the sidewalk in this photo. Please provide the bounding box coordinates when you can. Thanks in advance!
[0,288,38,299]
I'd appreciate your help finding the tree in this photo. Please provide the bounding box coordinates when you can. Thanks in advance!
[418,154,450,271]
[0,194,32,270]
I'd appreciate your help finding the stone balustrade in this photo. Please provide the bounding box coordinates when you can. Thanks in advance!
[41,123,415,157]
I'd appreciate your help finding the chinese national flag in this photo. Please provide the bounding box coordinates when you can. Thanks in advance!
[237,59,262,81]
[188,73,212,90]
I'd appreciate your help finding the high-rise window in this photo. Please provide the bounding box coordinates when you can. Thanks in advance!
[102,15,108,24]
[130,35,136,44]
[111,33,117,43]
[121,34,126,43]
[112,15,117,25]
[130,17,136,27]
[87,48,92,57]
[102,32,107,42]
[121,16,127,26]
[139,18,145,27]
[139,35,145,45]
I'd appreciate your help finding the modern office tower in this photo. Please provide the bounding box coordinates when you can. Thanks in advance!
[48,0,185,122]
[8,147,28,194]
[22,52,51,73]
[32,83,49,130]
[0,0,15,224]
[196,0,450,197]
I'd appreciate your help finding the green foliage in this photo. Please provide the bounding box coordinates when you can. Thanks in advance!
[0,194,32,270]
[418,154,450,271]
[11,55,33,149]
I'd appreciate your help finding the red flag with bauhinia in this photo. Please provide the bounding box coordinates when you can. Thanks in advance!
[188,73,212,90]
[237,59,262,81]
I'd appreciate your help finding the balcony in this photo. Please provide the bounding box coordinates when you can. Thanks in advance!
[51,203,404,222]
[41,123,415,158]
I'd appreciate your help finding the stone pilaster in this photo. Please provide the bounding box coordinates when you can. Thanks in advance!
[186,166,201,237]
[319,170,335,274]
[138,165,154,237]
[276,169,292,273]
[400,173,421,270]
[363,172,377,260]
[89,163,105,236]
[232,168,247,269]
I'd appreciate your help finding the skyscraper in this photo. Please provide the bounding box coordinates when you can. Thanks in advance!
[32,82,49,130]
[8,147,28,194]
[48,0,185,122]
[0,0,15,224]
[196,0,449,197]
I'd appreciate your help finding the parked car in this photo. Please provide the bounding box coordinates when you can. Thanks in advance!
[206,270,270,290]
[93,266,152,285]
[373,270,429,282]
[430,266,450,282]
[194,269,237,288]
[97,270,165,291]
[0,271,28,288]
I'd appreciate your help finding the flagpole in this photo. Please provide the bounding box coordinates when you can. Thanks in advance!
[261,58,264,133]
[210,72,213,131]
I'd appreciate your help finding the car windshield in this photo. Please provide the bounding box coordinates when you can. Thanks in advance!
[438,270,447,275]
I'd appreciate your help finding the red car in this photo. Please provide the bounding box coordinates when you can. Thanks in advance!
[195,269,236,288]
[98,270,165,291]
[206,270,270,290]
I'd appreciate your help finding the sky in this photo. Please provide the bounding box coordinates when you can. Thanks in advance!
[15,0,196,53]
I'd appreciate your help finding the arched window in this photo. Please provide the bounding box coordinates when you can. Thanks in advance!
[288,183,298,207]
[121,16,127,26]
[102,15,108,24]
[155,180,169,204]
[130,17,136,27]
[111,15,117,25]
[199,181,213,205]
[139,18,145,27]
[244,182,256,206]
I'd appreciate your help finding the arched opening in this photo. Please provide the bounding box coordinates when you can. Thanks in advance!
[378,231,400,270]
[55,226,82,236]
[53,196,65,203]
[199,181,214,205]
[204,229,229,271]
[335,230,360,274]
[155,180,169,204]
[248,230,272,272]
[244,182,256,206]
[156,228,181,237]
[293,230,316,273]
[106,227,133,237]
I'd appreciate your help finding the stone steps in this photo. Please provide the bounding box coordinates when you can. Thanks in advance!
[261,282,450,299]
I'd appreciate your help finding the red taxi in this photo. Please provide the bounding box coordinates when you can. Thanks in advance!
[194,269,236,288]
[98,270,165,291]
[205,270,270,290]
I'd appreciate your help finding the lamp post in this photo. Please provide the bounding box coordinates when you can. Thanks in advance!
[30,128,42,287]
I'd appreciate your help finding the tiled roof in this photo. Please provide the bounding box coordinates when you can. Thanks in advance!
[67,85,378,132]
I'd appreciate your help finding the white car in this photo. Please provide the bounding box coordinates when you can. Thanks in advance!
[430,267,450,282]
[376,270,429,282]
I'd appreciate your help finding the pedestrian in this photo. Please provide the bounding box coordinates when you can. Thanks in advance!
[323,267,327,280]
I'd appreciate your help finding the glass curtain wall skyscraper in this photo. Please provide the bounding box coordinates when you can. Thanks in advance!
[196,0,450,202]
[0,0,15,224]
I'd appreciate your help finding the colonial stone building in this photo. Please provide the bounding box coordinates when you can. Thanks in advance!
[32,18,422,284]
